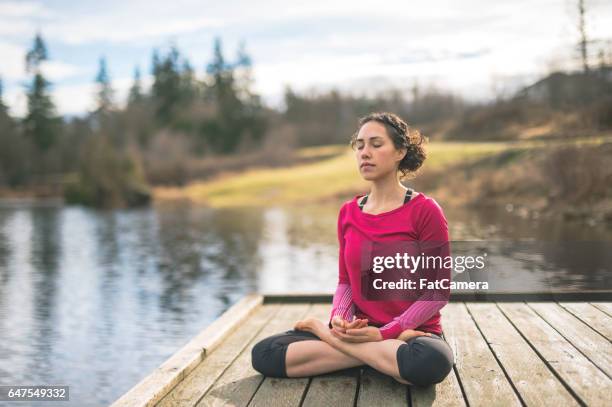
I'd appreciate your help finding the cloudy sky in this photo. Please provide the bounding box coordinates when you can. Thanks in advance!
[1,0,611,117]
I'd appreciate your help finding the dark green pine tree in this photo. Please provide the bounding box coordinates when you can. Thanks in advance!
[95,56,114,113]
[206,37,234,101]
[0,76,14,130]
[25,33,47,73]
[0,76,20,186]
[0,77,6,114]
[23,32,59,151]
[179,59,197,104]
[151,46,182,123]
[234,40,254,102]
[128,65,143,106]
[233,41,266,144]
[203,37,244,153]
[151,49,161,81]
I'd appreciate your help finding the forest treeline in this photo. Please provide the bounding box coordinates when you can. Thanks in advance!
[1,33,611,207]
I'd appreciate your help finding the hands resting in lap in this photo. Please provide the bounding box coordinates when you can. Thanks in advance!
[329,315,432,343]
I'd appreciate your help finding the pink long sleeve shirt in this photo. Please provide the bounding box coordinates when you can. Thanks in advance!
[329,192,451,340]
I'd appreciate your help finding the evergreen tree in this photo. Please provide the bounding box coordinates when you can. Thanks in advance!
[200,38,267,154]
[95,56,114,113]
[151,45,182,123]
[0,75,22,186]
[151,49,161,82]
[233,41,266,147]
[179,59,197,103]
[234,40,254,102]
[23,32,59,151]
[25,33,48,73]
[203,37,243,153]
[0,76,13,132]
[206,37,233,100]
[128,66,143,105]
[0,77,6,114]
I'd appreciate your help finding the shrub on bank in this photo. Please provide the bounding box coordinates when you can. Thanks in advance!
[64,136,151,208]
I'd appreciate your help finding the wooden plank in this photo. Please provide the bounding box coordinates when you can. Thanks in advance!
[302,369,360,407]
[245,305,314,407]
[157,304,280,407]
[248,303,325,407]
[499,302,611,406]
[466,303,579,406]
[196,303,312,407]
[528,302,612,377]
[410,367,465,407]
[589,302,612,318]
[301,304,359,407]
[112,294,264,407]
[409,304,466,407]
[558,302,612,340]
[356,367,407,407]
[441,303,520,407]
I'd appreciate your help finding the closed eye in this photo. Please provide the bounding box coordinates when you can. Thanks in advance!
[356,143,382,149]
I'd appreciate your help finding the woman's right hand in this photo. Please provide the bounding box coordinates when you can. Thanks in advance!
[331,315,367,334]
[397,329,432,341]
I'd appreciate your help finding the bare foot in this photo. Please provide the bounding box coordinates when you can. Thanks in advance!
[294,317,329,339]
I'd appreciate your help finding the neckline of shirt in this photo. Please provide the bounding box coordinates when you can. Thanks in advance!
[352,192,425,218]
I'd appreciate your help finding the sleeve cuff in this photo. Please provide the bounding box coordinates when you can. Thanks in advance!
[379,322,403,340]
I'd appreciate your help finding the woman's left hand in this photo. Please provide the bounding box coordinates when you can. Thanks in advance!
[331,325,383,342]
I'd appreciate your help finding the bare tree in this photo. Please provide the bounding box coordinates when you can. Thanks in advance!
[578,0,589,72]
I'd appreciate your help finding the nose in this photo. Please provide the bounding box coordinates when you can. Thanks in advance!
[359,145,372,159]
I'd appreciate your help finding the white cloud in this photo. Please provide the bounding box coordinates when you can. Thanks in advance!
[5,74,149,118]
[40,61,83,81]
[52,82,97,115]
[0,41,26,80]
[2,0,612,116]
[4,82,91,118]
[250,37,553,107]
[4,85,27,117]
[0,1,56,38]
[0,1,47,18]
[47,16,223,45]
[50,74,152,116]
[0,42,82,85]
[0,18,37,37]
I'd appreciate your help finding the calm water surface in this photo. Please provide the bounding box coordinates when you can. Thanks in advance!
[0,201,610,406]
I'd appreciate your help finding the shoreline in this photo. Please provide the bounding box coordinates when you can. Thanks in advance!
[2,138,610,224]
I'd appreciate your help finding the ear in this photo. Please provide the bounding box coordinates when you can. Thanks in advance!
[396,146,407,163]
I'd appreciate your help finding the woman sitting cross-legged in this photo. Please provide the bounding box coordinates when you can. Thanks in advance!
[251,112,454,387]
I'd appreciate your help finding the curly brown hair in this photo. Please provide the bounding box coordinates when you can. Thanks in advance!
[349,112,427,178]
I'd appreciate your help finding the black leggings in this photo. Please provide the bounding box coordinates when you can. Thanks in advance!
[251,329,454,387]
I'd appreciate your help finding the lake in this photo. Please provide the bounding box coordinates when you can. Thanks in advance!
[0,200,610,406]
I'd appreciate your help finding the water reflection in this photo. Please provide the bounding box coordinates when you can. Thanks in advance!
[257,205,339,293]
[0,201,610,406]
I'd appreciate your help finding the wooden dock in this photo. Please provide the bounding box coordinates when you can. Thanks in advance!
[112,293,612,407]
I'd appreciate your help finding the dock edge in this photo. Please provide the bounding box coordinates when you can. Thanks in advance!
[110,293,263,407]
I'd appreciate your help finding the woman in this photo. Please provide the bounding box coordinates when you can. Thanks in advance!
[251,112,454,386]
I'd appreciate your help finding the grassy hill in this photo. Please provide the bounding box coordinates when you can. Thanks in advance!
[155,136,612,223]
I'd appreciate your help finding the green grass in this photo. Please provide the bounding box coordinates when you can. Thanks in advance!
[155,147,363,206]
[153,137,609,207]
